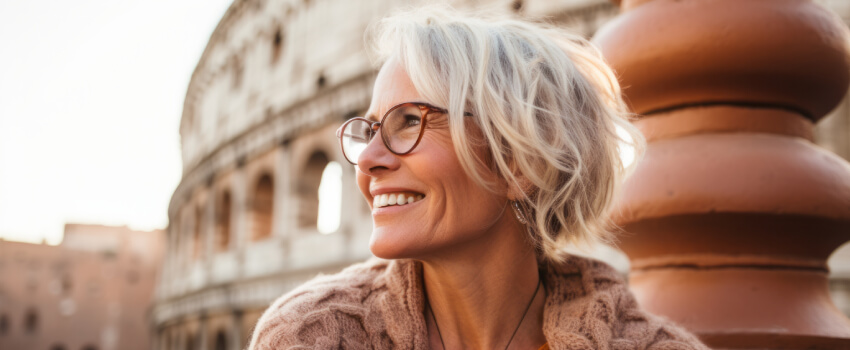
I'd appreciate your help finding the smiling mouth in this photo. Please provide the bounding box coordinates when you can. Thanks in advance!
[373,192,425,208]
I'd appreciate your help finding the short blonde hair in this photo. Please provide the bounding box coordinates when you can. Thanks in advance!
[368,6,645,263]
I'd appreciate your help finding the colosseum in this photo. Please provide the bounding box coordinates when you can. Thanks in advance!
[151,1,850,349]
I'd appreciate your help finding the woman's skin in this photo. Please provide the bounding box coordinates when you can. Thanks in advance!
[356,59,547,349]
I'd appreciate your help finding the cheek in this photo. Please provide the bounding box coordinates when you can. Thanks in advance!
[423,135,482,193]
[430,141,506,227]
[356,170,371,204]
[419,136,499,217]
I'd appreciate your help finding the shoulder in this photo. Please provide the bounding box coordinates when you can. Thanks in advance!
[582,259,709,349]
[619,309,711,350]
[543,254,710,350]
[247,257,396,350]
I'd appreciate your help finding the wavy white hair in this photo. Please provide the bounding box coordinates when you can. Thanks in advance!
[367,6,645,263]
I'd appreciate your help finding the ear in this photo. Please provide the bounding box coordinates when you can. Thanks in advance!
[503,155,535,201]
[506,174,534,201]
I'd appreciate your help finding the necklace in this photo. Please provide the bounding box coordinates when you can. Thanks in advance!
[426,277,542,350]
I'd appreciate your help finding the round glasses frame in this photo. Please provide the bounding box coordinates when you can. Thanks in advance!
[336,102,469,165]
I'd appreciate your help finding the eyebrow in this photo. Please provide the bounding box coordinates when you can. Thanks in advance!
[363,101,436,122]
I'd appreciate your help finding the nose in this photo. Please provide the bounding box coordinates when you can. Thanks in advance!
[357,132,401,176]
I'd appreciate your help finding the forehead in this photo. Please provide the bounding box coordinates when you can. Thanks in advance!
[366,59,421,121]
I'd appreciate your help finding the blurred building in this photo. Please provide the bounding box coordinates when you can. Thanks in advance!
[0,224,164,350]
[152,0,850,349]
[814,0,850,321]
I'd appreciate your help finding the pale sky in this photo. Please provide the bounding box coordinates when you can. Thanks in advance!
[0,0,234,244]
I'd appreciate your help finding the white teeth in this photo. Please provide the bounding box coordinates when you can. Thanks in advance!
[373,192,425,208]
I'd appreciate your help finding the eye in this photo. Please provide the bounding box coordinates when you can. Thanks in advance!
[402,113,421,128]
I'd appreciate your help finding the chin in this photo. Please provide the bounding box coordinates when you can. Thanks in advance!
[368,226,426,260]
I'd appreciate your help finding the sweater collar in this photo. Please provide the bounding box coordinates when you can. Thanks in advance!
[376,254,631,350]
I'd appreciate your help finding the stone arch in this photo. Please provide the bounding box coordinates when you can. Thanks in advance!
[182,206,193,262]
[231,55,243,89]
[215,190,232,251]
[271,25,284,64]
[298,151,330,228]
[62,274,73,294]
[251,173,274,241]
[214,329,227,350]
[0,313,8,334]
[193,205,203,260]
[185,332,195,350]
[24,308,37,333]
[160,328,171,350]
[171,218,182,270]
[317,161,343,234]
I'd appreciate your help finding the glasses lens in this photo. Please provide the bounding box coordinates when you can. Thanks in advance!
[383,104,424,154]
[342,119,372,164]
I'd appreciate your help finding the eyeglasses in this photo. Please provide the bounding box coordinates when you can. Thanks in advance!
[336,102,470,165]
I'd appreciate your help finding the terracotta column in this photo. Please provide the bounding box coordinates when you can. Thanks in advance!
[593,0,850,348]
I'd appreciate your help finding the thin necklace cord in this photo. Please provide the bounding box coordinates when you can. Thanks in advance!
[426,276,543,350]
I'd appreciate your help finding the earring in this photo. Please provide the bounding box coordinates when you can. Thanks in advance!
[512,201,528,225]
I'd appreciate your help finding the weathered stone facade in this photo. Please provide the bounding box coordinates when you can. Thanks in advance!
[0,224,164,350]
[153,0,850,349]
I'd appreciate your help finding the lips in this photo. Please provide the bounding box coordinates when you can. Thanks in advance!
[373,192,425,208]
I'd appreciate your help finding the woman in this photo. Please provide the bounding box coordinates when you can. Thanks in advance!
[249,7,709,350]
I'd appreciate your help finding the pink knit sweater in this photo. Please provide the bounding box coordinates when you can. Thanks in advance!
[248,254,710,349]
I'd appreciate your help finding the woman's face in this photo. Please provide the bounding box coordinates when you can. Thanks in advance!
[356,59,508,260]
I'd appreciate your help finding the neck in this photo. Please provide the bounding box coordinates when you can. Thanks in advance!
[417,215,547,350]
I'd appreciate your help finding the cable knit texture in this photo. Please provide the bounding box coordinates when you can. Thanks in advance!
[248,255,711,350]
